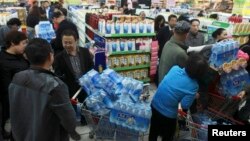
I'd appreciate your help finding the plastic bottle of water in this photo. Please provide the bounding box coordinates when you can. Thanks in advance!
[231,71,241,96]
[210,44,218,66]
[143,107,152,132]
[138,109,145,131]
[233,41,240,59]
[214,43,224,67]
[132,108,139,131]
[227,41,234,62]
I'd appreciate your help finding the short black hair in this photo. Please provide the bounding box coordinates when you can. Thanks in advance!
[168,14,177,22]
[177,14,190,22]
[52,11,63,19]
[212,28,225,39]
[25,38,53,65]
[33,1,38,4]
[209,14,218,20]
[5,31,27,48]
[185,53,208,80]
[7,18,21,26]
[61,29,78,41]
[154,15,166,32]
[60,8,67,16]
[190,19,200,24]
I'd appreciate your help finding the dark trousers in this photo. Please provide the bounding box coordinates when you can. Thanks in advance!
[0,102,3,140]
[149,106,177,141]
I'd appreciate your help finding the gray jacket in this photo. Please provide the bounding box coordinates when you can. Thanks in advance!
[9,67,80,141]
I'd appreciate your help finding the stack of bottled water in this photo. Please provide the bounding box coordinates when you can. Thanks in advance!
[119,78,144,103]
[79,69,101,95]
[220,69,250,96]
[109,101,151,132]
[79,68,152,132]
[209,40,239,68]
[37,21,55,43]
[85,89,111,115]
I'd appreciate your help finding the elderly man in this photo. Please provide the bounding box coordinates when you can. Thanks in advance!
[158,21,191,83]
[185,19,205,47]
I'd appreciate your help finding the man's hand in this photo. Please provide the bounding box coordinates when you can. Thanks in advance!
[196,93,200,99]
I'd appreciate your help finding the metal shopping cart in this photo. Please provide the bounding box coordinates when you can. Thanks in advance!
[178,108,244,141]
[175,90,246,141]
[79,84,151,141]
[207,92,246,124]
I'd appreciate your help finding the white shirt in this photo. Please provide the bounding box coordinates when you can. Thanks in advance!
[127,0,133,9]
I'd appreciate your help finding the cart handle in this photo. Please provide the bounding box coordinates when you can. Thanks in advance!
[70,88,82,105]
[178,109,187,117]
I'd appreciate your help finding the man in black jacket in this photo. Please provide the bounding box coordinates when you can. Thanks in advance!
[9,38,81,141]
[52,11,79,55]
[53,30,93,124]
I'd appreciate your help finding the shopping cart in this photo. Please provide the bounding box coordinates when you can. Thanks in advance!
[178,108,243,141]
[207,93,245,123]
[79,84,151,141]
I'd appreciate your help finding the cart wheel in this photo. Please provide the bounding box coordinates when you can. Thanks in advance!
[89,131,94,139]
[89,134,94,139]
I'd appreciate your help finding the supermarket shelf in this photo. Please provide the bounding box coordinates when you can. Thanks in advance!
[112,64,150,71]
[109,50,150,56]
[82,22,156,38]
[83,22,104,37]
[141,78,151,83]
[232,33,250,36]
[199,29,207,33]
[105,33,156,38]
[77,25,85,33]
[84,33,92,41]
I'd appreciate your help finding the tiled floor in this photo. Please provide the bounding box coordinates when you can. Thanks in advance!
[70,125,191,141]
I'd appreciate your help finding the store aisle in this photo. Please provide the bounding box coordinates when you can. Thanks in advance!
[70,125,191,141]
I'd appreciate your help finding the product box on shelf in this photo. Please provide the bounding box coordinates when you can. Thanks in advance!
[99,15,155,35]
[233,23,250,35]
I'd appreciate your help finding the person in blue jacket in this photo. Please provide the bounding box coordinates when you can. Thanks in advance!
[149,53,209,141]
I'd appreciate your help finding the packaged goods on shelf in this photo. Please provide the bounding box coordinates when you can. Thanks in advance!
[0,11,17,25]
[99,15,155,34]
[232,23,250,35]
[234,36,249,45]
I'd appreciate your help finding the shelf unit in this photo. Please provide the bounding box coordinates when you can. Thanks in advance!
[113,64,150,72]
[69,11,153,83]
[109,50,151,56]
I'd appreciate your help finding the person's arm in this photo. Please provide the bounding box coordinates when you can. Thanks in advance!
[53,55,65,80]
[0,67,13,95]
[49,84,81,140]
[181,93,197,111]
[86,49,94,71]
